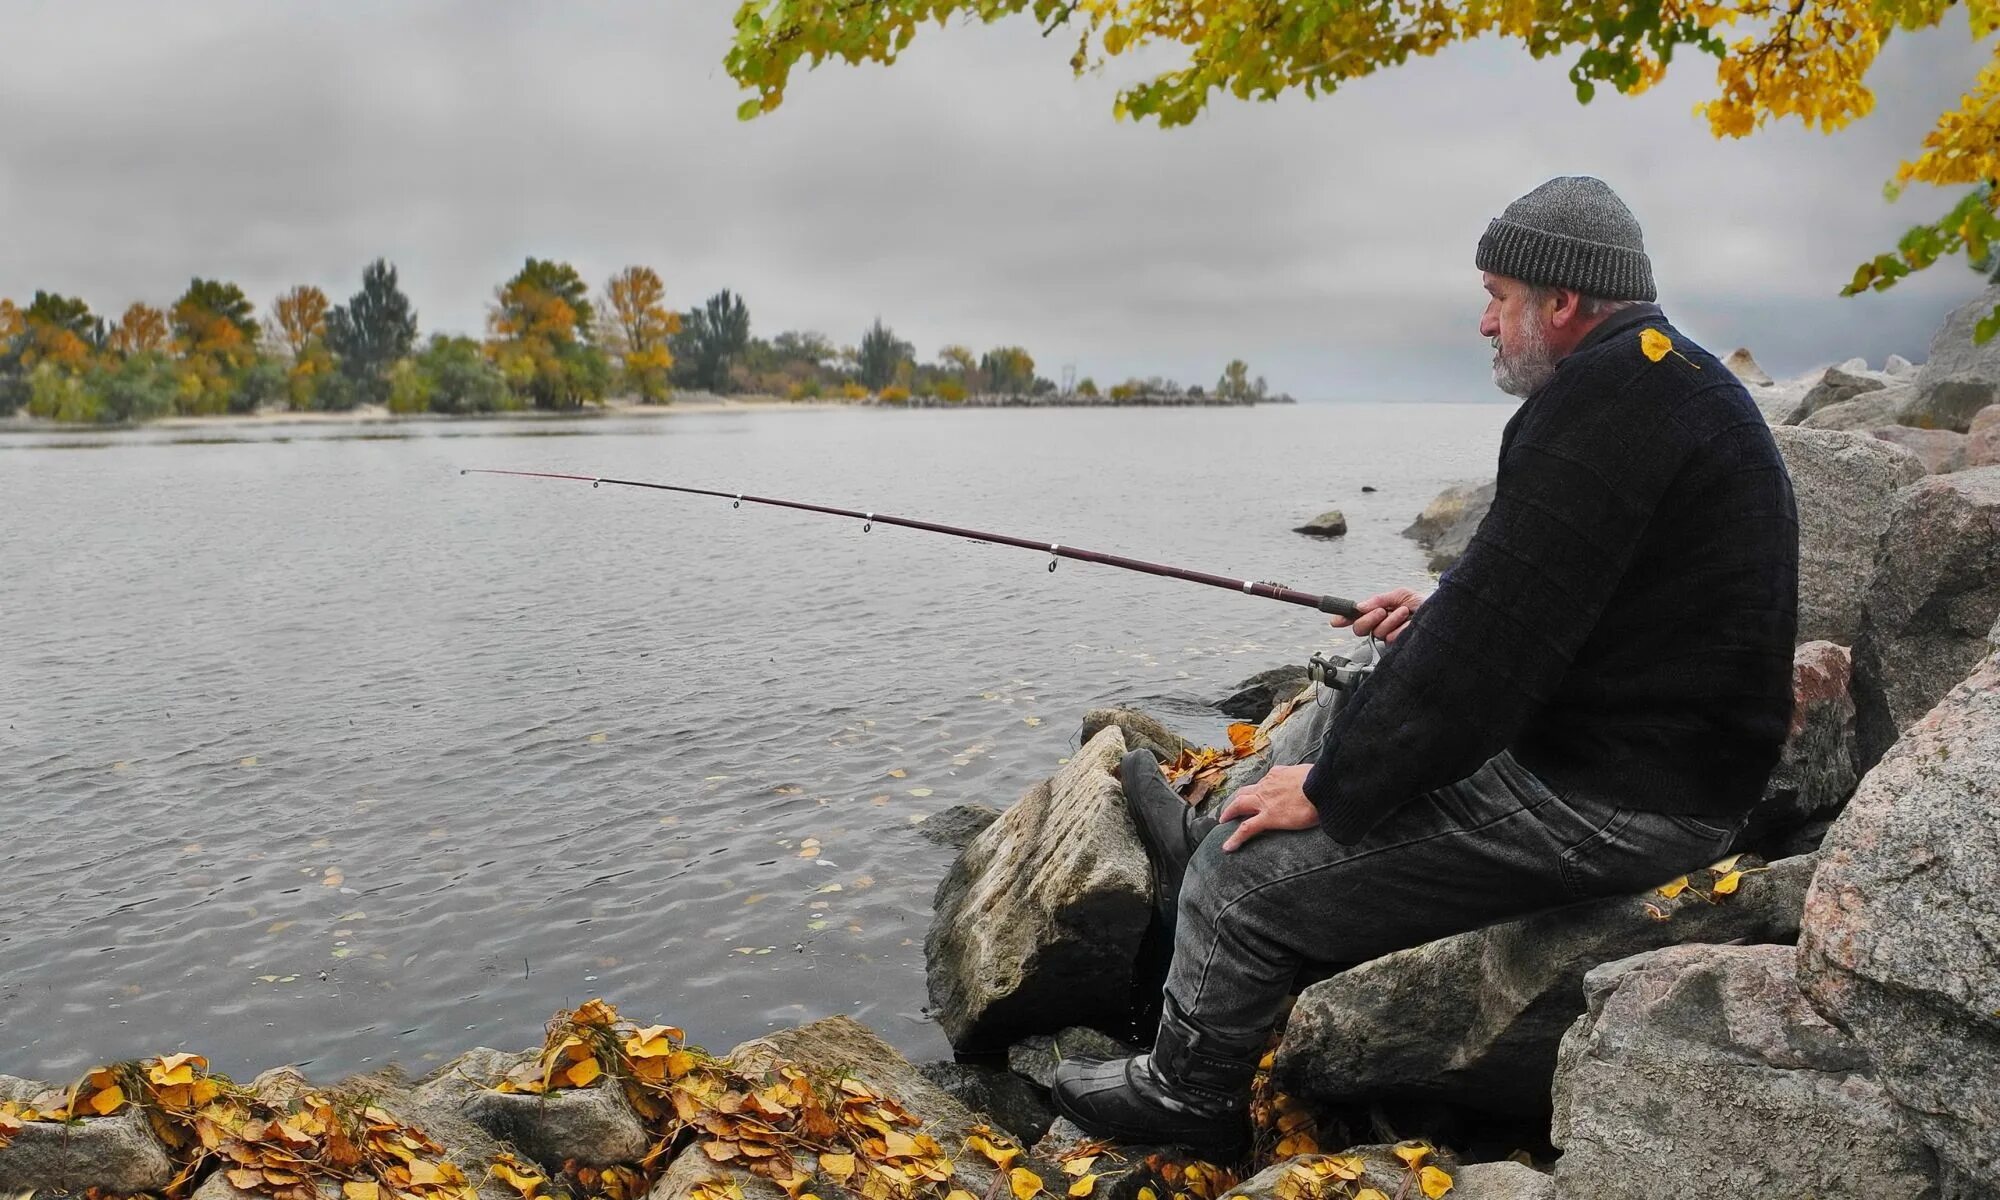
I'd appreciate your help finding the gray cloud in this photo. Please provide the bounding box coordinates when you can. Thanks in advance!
[0,0,1991,399]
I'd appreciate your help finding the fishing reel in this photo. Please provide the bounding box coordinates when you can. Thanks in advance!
[1306,636,1380,697]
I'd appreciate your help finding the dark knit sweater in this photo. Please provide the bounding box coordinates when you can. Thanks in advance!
[1304,305,1800,845]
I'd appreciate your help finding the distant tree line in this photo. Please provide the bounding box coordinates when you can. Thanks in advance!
[0,262,1276,423]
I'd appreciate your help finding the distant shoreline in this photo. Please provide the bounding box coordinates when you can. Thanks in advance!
[0,391,1293,434]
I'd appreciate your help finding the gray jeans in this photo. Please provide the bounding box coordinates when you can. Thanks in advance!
[1162,748,1742,1039]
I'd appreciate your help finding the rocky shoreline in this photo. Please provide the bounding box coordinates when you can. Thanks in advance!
[6,287,1998,1199]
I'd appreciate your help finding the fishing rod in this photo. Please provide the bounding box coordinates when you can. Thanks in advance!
[461,468,1362,619]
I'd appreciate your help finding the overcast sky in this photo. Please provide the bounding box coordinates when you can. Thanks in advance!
[1,2,1992,400]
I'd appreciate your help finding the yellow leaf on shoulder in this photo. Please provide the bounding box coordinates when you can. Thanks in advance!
[1640,328,1673,362]
[1419,1165,1454,1198]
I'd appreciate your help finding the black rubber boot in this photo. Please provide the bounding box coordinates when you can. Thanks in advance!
[1048,999,1259,1160]
[1119,749,1221,922]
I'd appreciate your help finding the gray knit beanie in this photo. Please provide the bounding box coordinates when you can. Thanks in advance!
[1476,176,1656,301]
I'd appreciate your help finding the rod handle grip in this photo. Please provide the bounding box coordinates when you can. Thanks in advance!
[1316,594,1362,620]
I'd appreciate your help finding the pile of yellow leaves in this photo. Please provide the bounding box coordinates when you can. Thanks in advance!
[0,1053,481,1200]
[1165,688,1311,809]
[1267,1143,1453,1200]
[1644,854,1770,921]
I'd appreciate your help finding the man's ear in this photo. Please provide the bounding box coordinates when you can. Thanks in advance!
[1547,288,1585,329]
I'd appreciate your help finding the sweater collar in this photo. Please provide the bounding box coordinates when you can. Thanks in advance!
[1569,302,1665,359]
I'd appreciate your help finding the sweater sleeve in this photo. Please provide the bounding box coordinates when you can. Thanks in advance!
[1302,357,1697,843]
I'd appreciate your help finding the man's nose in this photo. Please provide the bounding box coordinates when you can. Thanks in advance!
[1479,312,1500,338]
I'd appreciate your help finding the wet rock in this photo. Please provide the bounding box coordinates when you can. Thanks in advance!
[927,727,1152,1051]
[1797,364,1890,419]
[1968,403,2000,468]
[1850,465,2000,768]
[1360,484,1378,493]
[1737,640,1857,851]
[0,1075,175,1196]
[1909,285,2000,431]
[918,803,1004,850]
[414,1047,651,1170]
[917,1061,1057,1145]
[1551,944,1941,1200]
[1216,665,1311,721]
[1799,653,2000,1192]
[1272,853,1817,1118]
[1402,481,1494,550]
[1772,426,1927,645]
[1080,707,1191,764]
[1293,510,1347,537]
[1795,384,1911,430]
[1006,1026,1141,1090]
[1872,424,1970,474]
[1722,347,1773,387]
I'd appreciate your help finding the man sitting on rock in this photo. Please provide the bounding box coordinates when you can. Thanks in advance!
[1052,176,1801,1155]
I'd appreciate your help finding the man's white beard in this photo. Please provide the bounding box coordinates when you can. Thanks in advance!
[1492,314,1558,398]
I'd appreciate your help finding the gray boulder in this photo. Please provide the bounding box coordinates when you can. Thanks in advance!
[1080,707,1190,764]
[1273,853,1817,1118]
[1293,510,1348,537]
[1723,347,1773,387]
[918,803,1004,850]
[0,1075,175,1196]
[1796,384,1911,430]
[1006,1026,1140,1090]
[1798,364,1890,419]
[1550,943,1942,1200]
[1887,353,1919,377]
[917,1061,1057,1145]
[1772,426,1927,645]
[1909,285,2000,431]
[1217,664,1312,721]
[1968,403,2000,468]
[1426,492,1495,571]
[1799,653,2000,1193]
[927,726,1152,1050]
[414,1046,651,1171]
[1738,640,1857,850]
[1872,425,1970,474]
[1403,481,1494,548]
[1850,465,2000,768]
[252,1064,526,1200]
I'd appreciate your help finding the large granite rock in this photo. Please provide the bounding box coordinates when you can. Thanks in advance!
[651,1017,1016,1200]
[1080,707,1190,764]
[1909,285,2000,431]
[1272,853,1817,1118]
[0,1075,175,1195]
[1738,640,1858,851]
[1798,364,1890,419]
[414,1046,652,1170]
[1850,465,2000,768]
[1799,653,2000,1193]
[1797,384,1913,431]
[1402,481,1494,548]
[1873,425,1970,474]
[1217,664,1311,721]
[1772,426,1927,645]
[1968,403,2000,468]
[927,726,1152,1050]
[1550,944,1942,1200]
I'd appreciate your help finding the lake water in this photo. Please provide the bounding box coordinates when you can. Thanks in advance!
[0,402,1512,1083]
